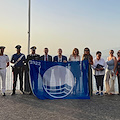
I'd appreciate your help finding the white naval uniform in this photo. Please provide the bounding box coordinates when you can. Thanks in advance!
[0,54,9,94]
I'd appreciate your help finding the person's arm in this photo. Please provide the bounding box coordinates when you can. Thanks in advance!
[113,56,117,72]
[82,55,84,61]
[5,55,9,67]
[6,55,9,67]
[23,55,26,61]
[89,56,93,65]
[91,59,99,70]
[103,59,107,70]
[22,55,26,65]
[6,62,9,67]
[10,55,14,63]
[63,56,67,63]
[69,55,71,61]
[78,55,80,61]
[91,59,95,69]
[53,56,57,62]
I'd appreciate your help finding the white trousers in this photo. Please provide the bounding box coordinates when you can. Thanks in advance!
[105,69,116,94]
[0,68,6,94]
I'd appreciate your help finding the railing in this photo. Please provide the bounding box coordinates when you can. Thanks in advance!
[0,66,119,93]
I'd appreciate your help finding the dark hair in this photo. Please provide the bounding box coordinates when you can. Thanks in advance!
[82,47,93,60]
[96,51,101,55]
[44,48,48,50]
[72,48,79,56]
[117,50,120,56]
[110,50,114,53]
[84,47,90,52]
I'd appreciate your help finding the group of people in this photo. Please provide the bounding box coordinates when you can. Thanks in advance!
[92,50,119,96]
[0,45,120,97]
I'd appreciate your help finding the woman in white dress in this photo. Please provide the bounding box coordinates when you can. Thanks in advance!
[69,48,80,61]
[69,48,80,94]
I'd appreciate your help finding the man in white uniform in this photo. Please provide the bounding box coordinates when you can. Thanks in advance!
[0,46,9,96]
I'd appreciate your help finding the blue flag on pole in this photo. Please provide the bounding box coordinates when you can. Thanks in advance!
[29,60,90,99]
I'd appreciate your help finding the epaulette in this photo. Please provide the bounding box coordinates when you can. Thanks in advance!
[5,54,8,56]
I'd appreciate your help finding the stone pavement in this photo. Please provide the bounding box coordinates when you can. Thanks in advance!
[0,91,120,120]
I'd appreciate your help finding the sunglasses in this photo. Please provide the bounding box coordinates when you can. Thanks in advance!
[110,52,114,54]
[84,50,89,51]
[97,54,101,57]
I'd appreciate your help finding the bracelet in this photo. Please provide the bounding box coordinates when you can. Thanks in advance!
[112,70,114,73]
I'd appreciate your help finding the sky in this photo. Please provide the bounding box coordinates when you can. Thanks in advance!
[0,0,120,58]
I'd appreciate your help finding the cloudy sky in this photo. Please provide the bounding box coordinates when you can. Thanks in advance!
[0,0,120,58]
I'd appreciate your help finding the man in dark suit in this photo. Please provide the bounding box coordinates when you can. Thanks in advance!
[53,48,67,62]
[40,48,52,61]
[53,48,67,87]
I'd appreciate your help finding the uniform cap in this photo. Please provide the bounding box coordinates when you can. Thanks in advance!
[30,46,37,50]
[0,46,5,49]
[15,45,21,49]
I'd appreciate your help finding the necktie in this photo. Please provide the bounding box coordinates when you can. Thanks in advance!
[46,56,47,61]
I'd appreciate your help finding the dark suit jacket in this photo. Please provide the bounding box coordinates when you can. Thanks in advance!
[40,55,52,62]
[53,55,67,62]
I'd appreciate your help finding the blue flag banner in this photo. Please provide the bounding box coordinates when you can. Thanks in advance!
[29,60,90,99]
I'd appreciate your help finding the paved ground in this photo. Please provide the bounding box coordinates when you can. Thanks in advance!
[0,91,120,120]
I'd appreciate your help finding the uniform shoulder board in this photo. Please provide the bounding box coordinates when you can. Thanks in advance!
[21,53,25,56]
[5,54,8,56]
[36,54,40,56]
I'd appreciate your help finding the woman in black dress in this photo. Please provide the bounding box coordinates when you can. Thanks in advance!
[82,47,93,96]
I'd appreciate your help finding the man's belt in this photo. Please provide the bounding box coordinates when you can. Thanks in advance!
[14,67,23,69]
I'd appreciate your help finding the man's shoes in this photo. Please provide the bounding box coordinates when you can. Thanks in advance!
[104,92,108,95]
[11,92,15,96]
[29,91,33,95]
[20,90,24,94]
[95,91,100,95]
[2,93,6,96]
[100,92,103,96]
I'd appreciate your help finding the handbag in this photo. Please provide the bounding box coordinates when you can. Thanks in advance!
[96,64,104,71]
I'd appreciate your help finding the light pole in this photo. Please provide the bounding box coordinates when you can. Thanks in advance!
[28,0,31,54]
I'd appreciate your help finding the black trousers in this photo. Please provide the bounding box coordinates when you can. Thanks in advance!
[94,75,104,91]
[24,70,31,92]
[117,75,120,93]
[25,69,38,94]
[13,67,23,93]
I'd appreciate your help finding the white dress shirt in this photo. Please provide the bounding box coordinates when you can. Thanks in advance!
[0,54,9,68]
[92,57,107,76]
[44,55,48,61]
[58,56,62,62]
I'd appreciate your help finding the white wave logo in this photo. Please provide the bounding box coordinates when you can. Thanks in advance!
[43,65,74,98]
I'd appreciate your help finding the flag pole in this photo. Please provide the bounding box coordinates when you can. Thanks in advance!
[28,0,31,54]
